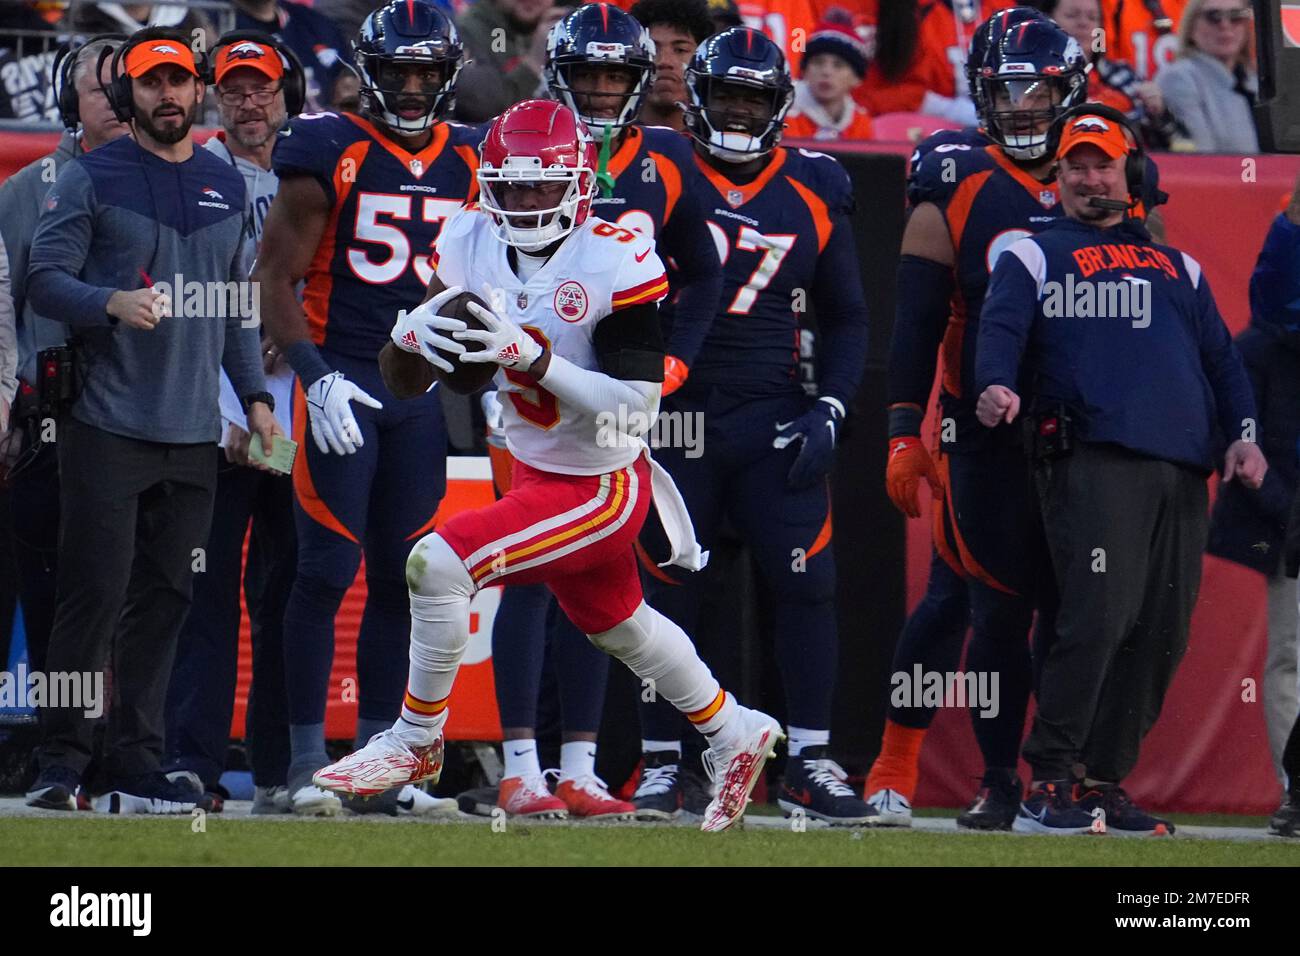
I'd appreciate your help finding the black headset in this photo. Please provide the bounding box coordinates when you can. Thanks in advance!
[1045,102,1146,203]
[206,30,307,117]
[50,33,128,129]
[103,26,207,124]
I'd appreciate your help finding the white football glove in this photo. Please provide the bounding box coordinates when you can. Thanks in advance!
[455,292,544,372]
[305,371,383,455]
[390,285,469,374]
[480,389,506,448]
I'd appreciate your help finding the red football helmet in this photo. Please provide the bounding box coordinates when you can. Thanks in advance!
[477,99,598,252]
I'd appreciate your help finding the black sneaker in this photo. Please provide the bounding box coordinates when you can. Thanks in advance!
[680,761,712,816]
[631,751,682,821]
[1269,792,1300,837]
[1012,779,1098,835]
[344,788,401,816]
[165,771,224,813]
[1076,784,1174,836]
[25,766,82,811]
[957,770,1022,831]
[93,772,199,815]
[778,746,873,825]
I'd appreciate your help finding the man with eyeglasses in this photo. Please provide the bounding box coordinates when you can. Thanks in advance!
[160,34,301,814]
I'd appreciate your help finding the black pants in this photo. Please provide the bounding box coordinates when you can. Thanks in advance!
[1282,705,1300,794]
[37,417,216,782]
[9,439,61,675]
[1024,442,1208,782]
[164,450,296,789]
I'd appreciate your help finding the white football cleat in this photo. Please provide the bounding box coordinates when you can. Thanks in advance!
[700,707,784,833]
[291,784,342,816]
[865,788,913,827]
[313,729,444,797]
[396,784,459,818]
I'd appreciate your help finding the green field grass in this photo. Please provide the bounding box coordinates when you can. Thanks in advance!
[1,817,1296,866]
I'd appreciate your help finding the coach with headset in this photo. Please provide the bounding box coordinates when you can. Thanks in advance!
[973,105,1266,835]
[23,28,279,814]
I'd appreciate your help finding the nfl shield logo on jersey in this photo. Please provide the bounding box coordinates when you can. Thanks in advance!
[517,291,529,310]
[554,280,589,323]
[726,189,744,208]
[410,158,424,176]
[1039,189,1056,207]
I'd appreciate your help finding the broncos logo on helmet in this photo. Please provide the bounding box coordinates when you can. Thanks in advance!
[544,2,656,134]
[355,0,464,134]
[683,27,793,164]
[976,17,1087,161]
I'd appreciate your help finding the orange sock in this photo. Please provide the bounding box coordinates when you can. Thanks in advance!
[864,720,927,803]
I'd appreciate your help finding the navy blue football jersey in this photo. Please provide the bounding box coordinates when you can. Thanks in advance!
[591,124,694,240]
[688,146,868,407]
[906,126,989,203]
[590,124,721,367]
[272,111,480,360]
[910,142,1063,445]
[906,125,1164,210]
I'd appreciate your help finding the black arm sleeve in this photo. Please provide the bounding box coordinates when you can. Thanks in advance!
[886,254,955,436]
[657,189,723,366]
[593,301,665,382]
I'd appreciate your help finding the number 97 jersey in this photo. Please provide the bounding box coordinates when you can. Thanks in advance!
[432,207,669,477]
[689,146,858,395]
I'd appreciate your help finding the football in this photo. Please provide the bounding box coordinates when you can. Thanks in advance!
[434,290,497,395]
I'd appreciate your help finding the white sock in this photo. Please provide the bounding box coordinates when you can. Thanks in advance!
[788,727,829,757]
[642,739,682,758]
[587,602,739,740]
[560,741,597,780]
[504,739,542,780]
[397,534,474,742]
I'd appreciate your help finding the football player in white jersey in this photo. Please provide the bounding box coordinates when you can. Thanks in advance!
[312,99,780,832]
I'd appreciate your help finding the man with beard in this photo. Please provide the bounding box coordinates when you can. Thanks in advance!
[23,28,279,815]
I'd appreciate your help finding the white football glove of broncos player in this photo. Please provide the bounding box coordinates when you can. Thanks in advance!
[390,284,469,374]
[305,372,383,456]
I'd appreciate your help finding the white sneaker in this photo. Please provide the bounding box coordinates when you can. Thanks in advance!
[866,788,913,827]
[700,707,784,833]
[313,729,444,797]
[291,784,343,817]
[252,785,292,815]
[395,784,459,818]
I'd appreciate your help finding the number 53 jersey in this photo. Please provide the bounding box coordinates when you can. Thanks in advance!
[432,207,669,477]
[272,111,481,360]
[688,146,867,408]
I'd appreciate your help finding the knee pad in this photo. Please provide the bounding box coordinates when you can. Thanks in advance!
[406,533,474,600]
[587,602,689,678]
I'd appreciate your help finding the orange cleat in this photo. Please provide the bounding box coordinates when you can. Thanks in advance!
[498,773,569,819]
[555,774,636,821]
